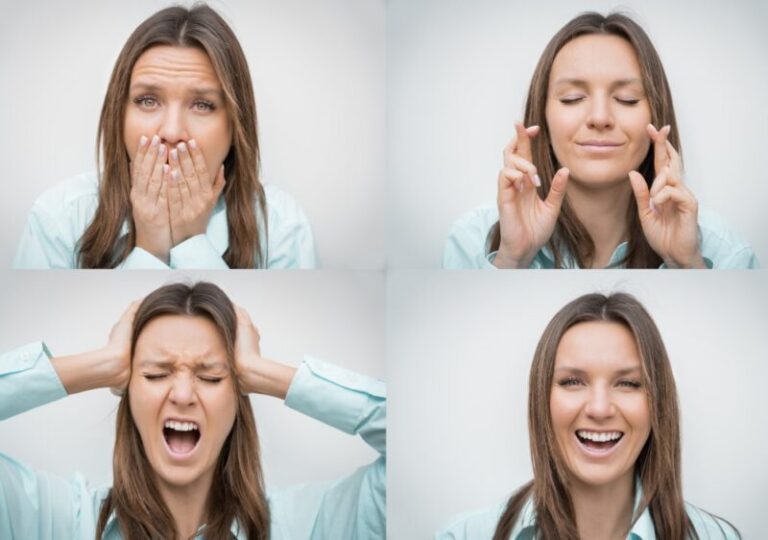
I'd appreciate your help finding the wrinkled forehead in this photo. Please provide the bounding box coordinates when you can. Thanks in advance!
[549,34,643,88]
[133,314,230,369]
[129,44,223,94]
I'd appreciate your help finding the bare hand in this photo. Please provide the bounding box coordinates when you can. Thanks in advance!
[130,135,173,263]
[628,124,705,268]
[167,139,225,246]
[234,306,296,399]
[495,122,570,268]
[106,299,142,394]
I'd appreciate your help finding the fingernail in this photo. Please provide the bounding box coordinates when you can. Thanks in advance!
[151,135,160,146]
[139,135,148,147]
[178,142,188,153]
[171,169,180,181]
[162,164,170,174]
[170,149,178,161]
[533,174,542,187]
[159,144,166,156]
[189,139,197,150]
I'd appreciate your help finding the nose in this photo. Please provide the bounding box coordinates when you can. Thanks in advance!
[168,374,197,407]
[585,94,614,130]
[156,105,189,148]
[584,385,616,420]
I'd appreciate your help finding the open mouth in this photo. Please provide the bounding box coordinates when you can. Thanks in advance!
[162,420,201,456]
[575,430,623,454]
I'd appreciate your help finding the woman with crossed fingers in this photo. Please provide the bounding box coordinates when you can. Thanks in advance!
[442,12,757,269]
[13,4,316,269]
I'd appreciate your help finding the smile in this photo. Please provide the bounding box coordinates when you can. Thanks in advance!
[574,429,624,457]
[162,418,202,460]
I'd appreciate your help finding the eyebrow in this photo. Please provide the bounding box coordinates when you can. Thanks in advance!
[139,359,229,371]
[551,77,643,89]
[554,366,642,377]
[128,82,223,99]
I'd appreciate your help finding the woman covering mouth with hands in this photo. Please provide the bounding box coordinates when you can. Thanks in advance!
[442,12,757,269]
[0,282,385,539]
[14,4,316,269]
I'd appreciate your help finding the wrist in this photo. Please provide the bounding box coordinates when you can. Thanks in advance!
[52,347,129,395]
[493,246,531,269]
[240,357,297,399]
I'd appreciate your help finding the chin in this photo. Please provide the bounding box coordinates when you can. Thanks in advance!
[565,163,633,187]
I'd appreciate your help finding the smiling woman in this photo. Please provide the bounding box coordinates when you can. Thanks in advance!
[436,292,739,539]
[13,4,316,269]
[0,282,385,539]
[442,12,757,269]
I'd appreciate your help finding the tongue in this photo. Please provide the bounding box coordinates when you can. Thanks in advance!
[167,430,197,454]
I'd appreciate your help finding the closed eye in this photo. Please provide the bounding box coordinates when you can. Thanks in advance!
[144,373,168,380]
[559,97,584,105]
[616,98,640,105]
[198,376,223,383]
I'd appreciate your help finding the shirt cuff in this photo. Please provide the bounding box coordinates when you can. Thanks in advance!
[169,235,228,269]
[284,357,385,436]
[0,342,67,420]
[121,247,170,269]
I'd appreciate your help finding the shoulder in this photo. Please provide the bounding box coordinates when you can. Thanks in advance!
[263,183,310,227]
[435,499,508,539]
[685,502,740,539]
[443,203,498,269]
[30,172,99,214]
[697,206,759,268]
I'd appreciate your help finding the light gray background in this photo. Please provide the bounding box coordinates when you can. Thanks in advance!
[388,270,768,538]
[0,271,384,491]
[387,0,768,268]
[0,0,385,269]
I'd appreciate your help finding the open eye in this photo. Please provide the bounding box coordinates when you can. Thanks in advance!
[193,100,216,112]
[133,95,159,108]
[617,379,642,389]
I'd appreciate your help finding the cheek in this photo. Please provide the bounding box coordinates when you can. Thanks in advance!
[549,391,580,433]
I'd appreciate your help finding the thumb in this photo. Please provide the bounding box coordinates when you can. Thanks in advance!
[544,167,569,214]
[628,171,651,216]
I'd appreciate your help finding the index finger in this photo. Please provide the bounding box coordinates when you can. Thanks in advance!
[133,135,149,172]
[188,139,211,189]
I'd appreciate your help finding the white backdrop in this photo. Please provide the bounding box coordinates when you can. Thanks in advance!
[0,0,385,269]
[0,271,385,491]
[388,270,768,538]
[387,0,768,268]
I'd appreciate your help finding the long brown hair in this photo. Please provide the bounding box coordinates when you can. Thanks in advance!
[96,282,269,539]
[493,292,691,539]
[488,12,679,268]
[79,4,267,268]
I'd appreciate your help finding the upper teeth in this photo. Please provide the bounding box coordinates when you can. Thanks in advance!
[164,420,199,432]
[577,430,622,442]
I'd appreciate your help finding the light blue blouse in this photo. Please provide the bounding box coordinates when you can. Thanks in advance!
[442,204,759,269]
[13,172,317,269]
[436,482,739,539]
[0,342,385,540]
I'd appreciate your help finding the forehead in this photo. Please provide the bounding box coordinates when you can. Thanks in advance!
[550,34,643,85]
[134,314,227,365]
[130,45,221,90]
[554,320,641,370]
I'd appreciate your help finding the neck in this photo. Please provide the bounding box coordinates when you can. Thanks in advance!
[158,474,212,540]
[567,178,632,268]
[570,474,636,540]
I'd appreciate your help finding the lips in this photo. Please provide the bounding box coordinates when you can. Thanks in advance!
[576,141,623,154]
